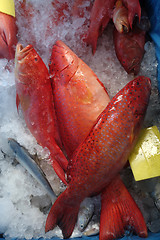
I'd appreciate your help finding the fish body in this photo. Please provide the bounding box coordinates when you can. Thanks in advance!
[49,40,110,158]
[113,26,145,75]
[45,76,151,238]
[8,138,56,203]
[15,44,68,184]
[0,12,17,59]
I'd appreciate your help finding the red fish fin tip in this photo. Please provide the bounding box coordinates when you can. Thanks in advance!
[52,160,68,185]
[16,94,20,113]
[100,177,147,240]
[45,190,80,238]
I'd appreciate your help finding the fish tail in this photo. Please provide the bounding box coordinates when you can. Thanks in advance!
[45,189,80,238]
[99,176,147,240]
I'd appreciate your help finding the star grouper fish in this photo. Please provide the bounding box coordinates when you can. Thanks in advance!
[45,76,151,240]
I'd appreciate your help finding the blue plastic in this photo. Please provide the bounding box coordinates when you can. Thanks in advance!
[2,232,160,240]
[145,0,160,91]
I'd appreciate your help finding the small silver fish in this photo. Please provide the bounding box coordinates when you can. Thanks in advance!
[77,198,95,232]
[83,223,100,236]
[8,138,57,203]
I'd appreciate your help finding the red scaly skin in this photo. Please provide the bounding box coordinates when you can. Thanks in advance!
[0,12,17,60]
[113,26,146,75]
[15,43,68,185]
[45,76,151,239]
[49,41,148,239]
[49,40,110,158]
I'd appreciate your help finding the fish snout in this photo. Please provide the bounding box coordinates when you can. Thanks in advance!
[16,43,33,62]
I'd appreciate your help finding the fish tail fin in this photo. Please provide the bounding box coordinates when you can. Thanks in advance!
[100,176,147,240]
[45,189,80,238]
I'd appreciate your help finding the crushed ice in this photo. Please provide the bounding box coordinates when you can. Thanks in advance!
[0,0,160,239]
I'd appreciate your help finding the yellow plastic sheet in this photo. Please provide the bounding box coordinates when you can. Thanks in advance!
[0,0,15,17]
[129,126,160,181]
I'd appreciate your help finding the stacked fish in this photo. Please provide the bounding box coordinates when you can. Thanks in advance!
[14,38,151,240]
[4,0,158,240]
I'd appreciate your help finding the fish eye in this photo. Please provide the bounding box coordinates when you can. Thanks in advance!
[34,57,38,62]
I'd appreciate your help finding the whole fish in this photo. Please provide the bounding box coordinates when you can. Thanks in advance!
[49,41,149,238]
[0,12,17,59]
[113,26,146,75]
[8,138,56,203]
[45,76,151,239]
[15,43,68,184]
[49,40,110,158]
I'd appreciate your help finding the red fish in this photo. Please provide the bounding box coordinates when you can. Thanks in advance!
[85,0,141,54]
[0,12,17,59]
[45,76,151,239]
[49,40,110,158]
[15,43,68,184]
[49,41,148,239]
[113,26,146,75]
[85,0,116,54]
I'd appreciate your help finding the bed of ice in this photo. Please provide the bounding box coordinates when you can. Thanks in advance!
[0,0,160,239]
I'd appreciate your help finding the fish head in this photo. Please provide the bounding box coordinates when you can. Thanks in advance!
[15,43,48,86]
[120,36,144,75]
[127,54,143,75]
[49,40,78,84]
[113,4,130,33]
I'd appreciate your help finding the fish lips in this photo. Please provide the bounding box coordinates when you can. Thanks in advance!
[16,43,33,62]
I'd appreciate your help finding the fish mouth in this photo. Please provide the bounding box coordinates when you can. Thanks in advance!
[16,43,33,61]
[127,57,141,75]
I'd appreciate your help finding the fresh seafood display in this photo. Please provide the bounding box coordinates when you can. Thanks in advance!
[0,0,160,240]
[49,41,149,239]
[45,76,151,238]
